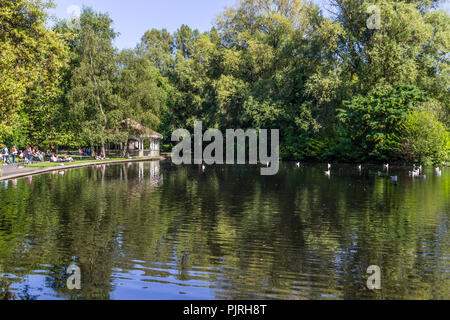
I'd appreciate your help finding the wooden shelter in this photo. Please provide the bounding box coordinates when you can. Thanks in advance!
[119,119,163,157]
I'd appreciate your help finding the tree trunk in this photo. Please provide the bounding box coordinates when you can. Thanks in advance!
[122,140,128,158]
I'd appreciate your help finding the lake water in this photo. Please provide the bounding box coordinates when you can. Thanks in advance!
[0,161,448,300]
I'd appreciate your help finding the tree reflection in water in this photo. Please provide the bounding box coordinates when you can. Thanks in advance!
[0,161,448,300]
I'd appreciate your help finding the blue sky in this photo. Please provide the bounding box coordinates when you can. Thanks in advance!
[48,0,449,51]
[48,0,238,50]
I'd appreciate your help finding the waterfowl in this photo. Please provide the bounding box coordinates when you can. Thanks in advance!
[435,167,442,176]
[409,169,420,177]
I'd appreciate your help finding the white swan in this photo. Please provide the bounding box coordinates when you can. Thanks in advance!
[409,169,420,177]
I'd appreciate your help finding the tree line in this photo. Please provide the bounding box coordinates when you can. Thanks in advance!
[0,0,449,164]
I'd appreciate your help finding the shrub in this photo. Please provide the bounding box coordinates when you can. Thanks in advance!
[336,84,427,162]
[399,111,449,166]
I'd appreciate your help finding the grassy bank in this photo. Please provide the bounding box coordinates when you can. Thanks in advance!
[24,158,140,169]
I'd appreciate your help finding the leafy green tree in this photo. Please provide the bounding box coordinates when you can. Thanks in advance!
[399,110,449,165]
[336,84,427,161]
[0,0,68,144]
[215,0,325,155]
[306,0,449,135]
[63,8,121,153]
[117,49,173,131]
[138,28,175,75]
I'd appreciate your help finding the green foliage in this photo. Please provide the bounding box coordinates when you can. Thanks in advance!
[0,0,68,143]
[1,0,449,163]
[282,135,332,161]
[62,8,121,149]
[399,111,450,165]
[336,85,427,161]
[117,50,172,130]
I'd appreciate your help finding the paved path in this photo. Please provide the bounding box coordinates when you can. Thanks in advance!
[0,165,41,177]
[0,157,164,182]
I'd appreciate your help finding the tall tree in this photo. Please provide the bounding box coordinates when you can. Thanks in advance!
[0,0,68,144]
[117,49,172,131]
[61,8,121,153]
[138,28,175,75]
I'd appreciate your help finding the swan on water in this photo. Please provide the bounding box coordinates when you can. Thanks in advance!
[435,167,442,176]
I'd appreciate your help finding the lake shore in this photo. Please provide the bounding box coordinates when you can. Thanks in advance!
[0,156,165,182]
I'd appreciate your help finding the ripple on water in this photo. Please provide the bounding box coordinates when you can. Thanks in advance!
[0,162,448,299]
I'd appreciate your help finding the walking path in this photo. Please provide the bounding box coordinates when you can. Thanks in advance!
[0,156,165,182]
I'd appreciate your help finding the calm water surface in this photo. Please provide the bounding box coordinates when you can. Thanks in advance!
[0,161,448,300]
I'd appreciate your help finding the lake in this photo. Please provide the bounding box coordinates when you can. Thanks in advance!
[0,161,448,300]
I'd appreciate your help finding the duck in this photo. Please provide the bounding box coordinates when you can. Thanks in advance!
[296,162,301,168]
[435,167,442,176]
[409,169,420,177]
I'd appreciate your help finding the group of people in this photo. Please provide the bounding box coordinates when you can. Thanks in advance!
[79,147,92,157]
[95,152,107,161]
[2,144,134,166]
[1,145,45,165]
[81,148,113,161]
